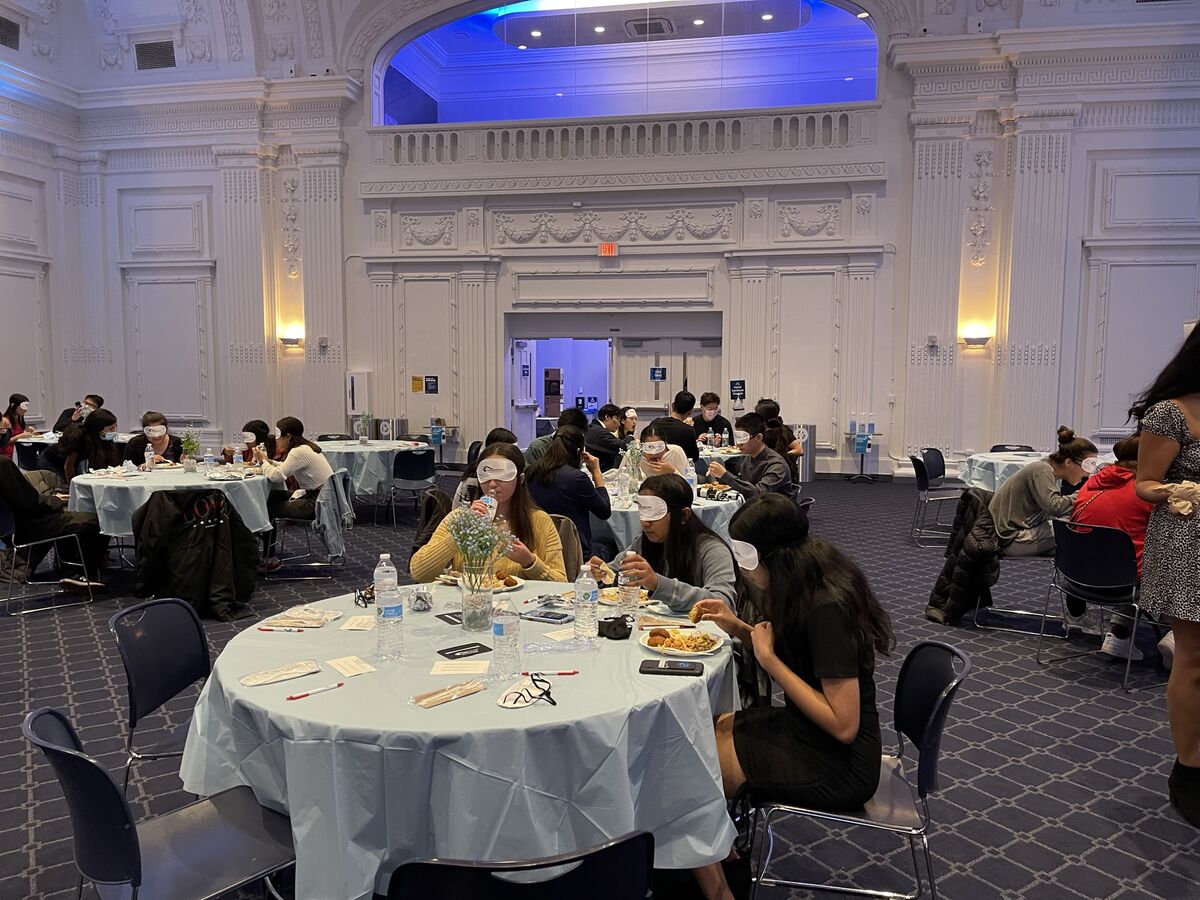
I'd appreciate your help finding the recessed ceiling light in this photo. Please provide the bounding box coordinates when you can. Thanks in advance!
[555,92,563,96]
[844,76,854,81]
[518,44,527,49]
[761,13,774,21]
[531,29,542,37]
[594,25,605,32]
[693,18,704,25]
[856,10,870,17]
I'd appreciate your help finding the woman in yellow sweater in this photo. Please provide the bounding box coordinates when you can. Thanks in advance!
[410,443,568,583]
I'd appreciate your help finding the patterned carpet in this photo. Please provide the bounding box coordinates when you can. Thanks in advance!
[3,477,1198,899]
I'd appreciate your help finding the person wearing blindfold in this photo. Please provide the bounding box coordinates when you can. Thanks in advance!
[704,412,792,498]
[637,421,690,481]
[586,473,736,616]
[618,407,639,444]
[0,393,37,460]
[452,428,519,507]
[222,419,277,464]
[689,493,894,900]
[410,444,568,583]
[123,411,184,467]
[255,417,334,572]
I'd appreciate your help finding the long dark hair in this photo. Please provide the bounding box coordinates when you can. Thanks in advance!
[479,442,538,548]
[729,494,893,657]
[244,419,276,457]
[76,408,122,468]
[1047,426,1097,466]
[3,393,28,433]
[276,416,322,456]
[527,425,585,486]
[638,474,733,585]
[1129,327,1200,423]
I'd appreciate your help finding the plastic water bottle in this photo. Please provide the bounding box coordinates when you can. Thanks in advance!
[684,461,698,490]
[203,448,215,473]
[617,567,641,624]
[479,487,498,521]
[707,426,715,447]
[374,553,404,661]
[491,597,521,678]
[573,564,599,642]
[143,446,155,471]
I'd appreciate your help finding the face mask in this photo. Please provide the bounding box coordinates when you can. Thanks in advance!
[18,402,29,413]
[642,440,666,456]
[702,409,718,422]
[636,495,669,522]
[144,425,167,439]
[101,430,118,441]
[734,430,751,445]
[242,431,258,444]
[731,539,760,572]
[477,457,518,483]
[80,406,92,420]
[1081,457,1102,476]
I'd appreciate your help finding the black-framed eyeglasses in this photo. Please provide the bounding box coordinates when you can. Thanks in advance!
[354,586,375,608]
[502,673,557,707]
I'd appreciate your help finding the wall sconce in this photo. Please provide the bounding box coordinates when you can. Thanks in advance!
[961,335,991,348]
[280,336,304,347]
[959,322,993,349]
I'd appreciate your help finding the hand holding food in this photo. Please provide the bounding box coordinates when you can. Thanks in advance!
[750,621,776,664]
[707,461,727,479]
[692,599,744,637]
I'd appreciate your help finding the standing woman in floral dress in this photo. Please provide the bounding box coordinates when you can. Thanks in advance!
[1131,326,1200,827]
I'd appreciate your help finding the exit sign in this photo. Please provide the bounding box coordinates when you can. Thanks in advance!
[598,242,619,257]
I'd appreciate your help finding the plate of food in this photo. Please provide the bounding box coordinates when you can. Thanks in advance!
[561,587,653,606]
[436,572,525,592]
[640,627,724,656]
[704,483,732,492]
[152,461,183,469]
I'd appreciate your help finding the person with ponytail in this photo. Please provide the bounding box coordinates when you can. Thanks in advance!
[755,398,804,484]
[689,493,893,900]
[0,393,34,460]
[1129,325,1200,828]
[988,426,1098,558]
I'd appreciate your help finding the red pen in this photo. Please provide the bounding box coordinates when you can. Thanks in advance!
[286,681,344,701]
[522,670,578,676]
[258,627,305,633]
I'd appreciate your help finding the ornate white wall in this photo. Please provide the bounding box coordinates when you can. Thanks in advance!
[0,0,1196,471]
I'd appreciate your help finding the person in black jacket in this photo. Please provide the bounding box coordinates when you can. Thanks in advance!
[51,394,104,434]
[693,392,735,447]
[585,404,625,471]
[123,411,184,466]
[526,426,611,559]
[0,458,106,590]
[56,409,123,483]
[657,391,700,462]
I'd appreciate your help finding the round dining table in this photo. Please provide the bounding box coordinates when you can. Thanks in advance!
[317,440,429,497]
[179,582,738,900]
[68,468,274,538]
[959,451,1047,491]
[594,492,742,551]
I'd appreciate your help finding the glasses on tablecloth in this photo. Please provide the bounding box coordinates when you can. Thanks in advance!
[501,673,557,708]
[354,586,375,608]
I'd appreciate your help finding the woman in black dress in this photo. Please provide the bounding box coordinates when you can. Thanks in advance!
[692,493,893,900]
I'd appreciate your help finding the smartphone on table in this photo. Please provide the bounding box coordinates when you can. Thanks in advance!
[639,659,704,676]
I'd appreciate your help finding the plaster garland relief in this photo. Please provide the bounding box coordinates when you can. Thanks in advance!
[492,206,734,245]
[777,202,841,238]
[281,175,300,279]
[967,149,995,267]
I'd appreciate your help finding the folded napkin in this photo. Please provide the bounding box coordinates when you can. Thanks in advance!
[262,606,342,629]
[239,659,321,687]
[1168,481,1200,517]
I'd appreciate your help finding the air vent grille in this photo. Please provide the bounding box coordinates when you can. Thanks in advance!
[135,40,176,70]
[0,16,19,51]
[627,18,674,37]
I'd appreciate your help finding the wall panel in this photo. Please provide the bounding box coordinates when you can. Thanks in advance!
[778,270,838,448]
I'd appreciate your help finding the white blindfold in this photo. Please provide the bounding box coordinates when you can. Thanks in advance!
[636,495,669,522]
[731,539,760,572]
[478,458,518,483]
[143,425,167,438]
[242,431,258,444]
[733,430,752,444]
[1081,457,1102,475]
[623,408,637,419]
[642,440,666,455]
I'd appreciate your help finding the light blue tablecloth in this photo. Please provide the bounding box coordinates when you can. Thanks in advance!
[961,452,1046,492]
[317,441,426,497]
[179,584,737,900]
[68,469,274,537]
[595,494,741,552]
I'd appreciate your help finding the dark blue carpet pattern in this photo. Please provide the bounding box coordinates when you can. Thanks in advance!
[2,478,1197,898]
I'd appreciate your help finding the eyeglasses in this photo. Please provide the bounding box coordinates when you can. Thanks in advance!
[501,673,557,707]
[354,585,375,608]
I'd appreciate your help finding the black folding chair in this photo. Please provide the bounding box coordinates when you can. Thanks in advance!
[909,457,962,548]
[387,831,654,899]
[466,440,484,467]
[273,468,353,580]
[1038,520,1153,692]
[317,433,352,441]
[920,448,965,490]
[384,448,437,524]
[108,598,211,792]
[989,444,1035,452]
[23,706,294,900]
[749,641,972,900]
[0,494,93,616]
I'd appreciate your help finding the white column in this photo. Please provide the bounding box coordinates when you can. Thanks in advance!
[366,267,398,422]
[995,113,1075,449]
[458,265,502,446]
[214,145,278,437]
[842,264,878,432]
[725,260,774,405]
[296,143,349,432]
[903,125,968,456]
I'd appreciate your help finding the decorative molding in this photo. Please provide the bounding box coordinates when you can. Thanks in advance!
[361,163,886,197]
[908,344,956,367]
[219,0,244,61]
[180,0,209,27]
[302,0,324,59]
[936,0,955,12]
[107,147,215,172]
[493,207,734,245]
[281,174,301,279]
[187,35,214,64]
[966,149,995,267]
[778,202,841,238]
[1017,131,1069,174]
[1079,100,1200,130]
[228,342,271,364]
[915,140,963,179]
[994,342,1058,367]
[262,0,288,23]
[400,214,455,247]
[268,34,294,61]
[63,344,114,365]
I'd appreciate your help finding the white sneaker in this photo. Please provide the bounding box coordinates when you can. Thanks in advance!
[1100,632,1144,661]
[1159,631,1175,671]
[1064,607,1103,636]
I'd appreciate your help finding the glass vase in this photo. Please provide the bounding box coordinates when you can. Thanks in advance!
[460,559,494,633]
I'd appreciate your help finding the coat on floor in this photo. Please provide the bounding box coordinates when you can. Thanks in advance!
[926,487,1001,625]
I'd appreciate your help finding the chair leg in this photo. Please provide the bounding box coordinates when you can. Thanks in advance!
[749,808,775,899]
[906,835,923,899]
[920,832,939,900]
[1122,605,1141,694]
[76,875,84,900]
[122,757,133,794]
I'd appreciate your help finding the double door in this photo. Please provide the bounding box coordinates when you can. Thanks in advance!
[612,338,721,412]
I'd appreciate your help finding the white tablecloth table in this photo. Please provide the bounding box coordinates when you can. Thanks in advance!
[594,493,742,551]
[960,452,1046,492]
[179,584,738,900]
[317,441,428,497]
[68,469,274,538]
[15,432,135,447]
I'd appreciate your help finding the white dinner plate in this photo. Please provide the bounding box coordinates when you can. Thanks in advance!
[437,574,526,593]
[561,587,653,606]
[638,628,725,657]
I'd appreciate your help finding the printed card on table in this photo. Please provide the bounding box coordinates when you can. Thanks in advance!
[326,656,377,678]
[340,616,376,631]
[430,660,491,675]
